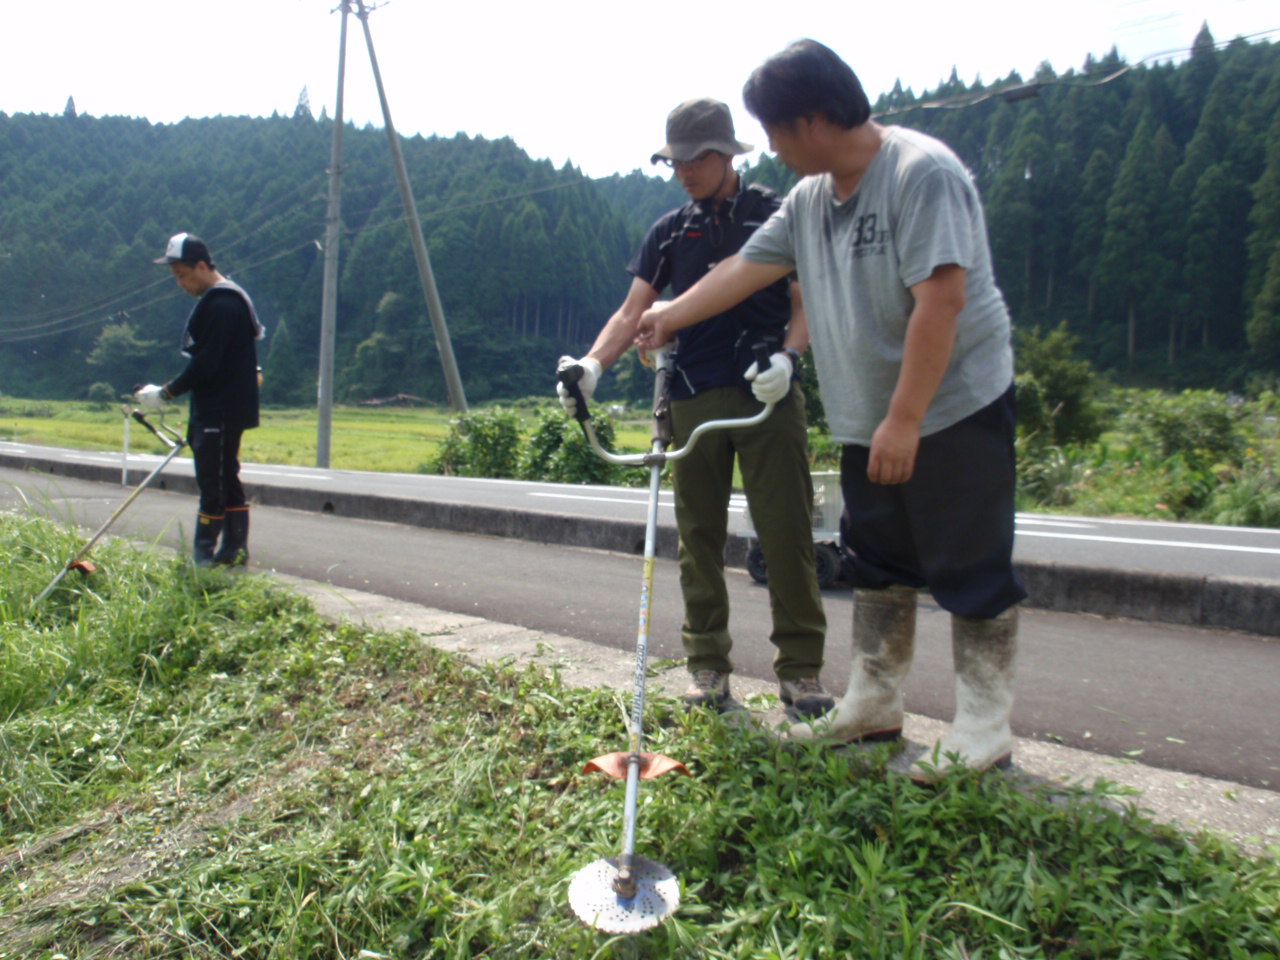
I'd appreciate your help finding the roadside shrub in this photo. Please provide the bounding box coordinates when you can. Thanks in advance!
[1017,444,1089,507]
[808,426,841,470]
[431,406,523,478]
[1115,388,1244,471]
[1015,322,1106,447]
[86,381,116,408]
[519,407,620,485]
[797,356,827,433]
[1208,464,1280,527]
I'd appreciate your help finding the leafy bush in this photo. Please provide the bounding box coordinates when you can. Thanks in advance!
[1015,322,1106,447]
[432,406,523,478]
[1208,464,1280,527]
[1017,444,1089,507]
[797,356,827,433]
[808,426,841,470]
[1116,388,1244,471]
[85,381,116,408]
[520,407,621,485]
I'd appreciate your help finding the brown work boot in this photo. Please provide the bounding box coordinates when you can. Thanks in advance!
[683,670,730,712]
[778,676,836,718]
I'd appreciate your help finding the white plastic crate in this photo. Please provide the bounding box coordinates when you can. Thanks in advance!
[739,470,845,588]
[739,470,842,540]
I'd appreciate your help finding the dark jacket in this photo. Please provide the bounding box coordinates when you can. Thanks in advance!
[166,281,262,430]
[628,182,791,399]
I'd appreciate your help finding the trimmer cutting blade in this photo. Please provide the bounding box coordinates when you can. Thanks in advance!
[567,856,680,933]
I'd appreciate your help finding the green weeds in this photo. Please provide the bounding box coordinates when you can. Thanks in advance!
[1,512,1277,958]
[1017,388,1280,524]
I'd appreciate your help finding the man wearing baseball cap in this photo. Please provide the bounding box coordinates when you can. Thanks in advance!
[555,98,832,717]
[136,233,264,567]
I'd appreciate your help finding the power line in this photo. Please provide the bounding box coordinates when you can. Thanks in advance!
[873,26,1280,120]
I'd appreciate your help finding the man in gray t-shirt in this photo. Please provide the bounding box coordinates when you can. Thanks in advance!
[740,125,1014,446]
[636,39,1026,783]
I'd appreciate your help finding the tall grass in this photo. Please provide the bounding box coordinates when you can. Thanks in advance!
[1,511,1277,958]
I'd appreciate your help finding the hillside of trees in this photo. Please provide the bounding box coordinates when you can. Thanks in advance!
[0,106,684,405]
[877,26,1280,390]
[0,25,1277,408]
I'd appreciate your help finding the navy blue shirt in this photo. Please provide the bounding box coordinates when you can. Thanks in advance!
[628,182,792,399]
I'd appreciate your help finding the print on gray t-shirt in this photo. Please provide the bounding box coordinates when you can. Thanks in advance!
[740,126,1014,445]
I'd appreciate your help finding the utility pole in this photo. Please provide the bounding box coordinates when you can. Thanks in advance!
[355,0,468,413]
[316,0,350,468]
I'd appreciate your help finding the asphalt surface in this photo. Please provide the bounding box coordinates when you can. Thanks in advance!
[2,463,1277,796]
[7,438,1279,579]
[4,439,1277,639]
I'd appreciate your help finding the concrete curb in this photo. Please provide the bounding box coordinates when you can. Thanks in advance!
[278,575,1280,856]
[4,449,1277,637]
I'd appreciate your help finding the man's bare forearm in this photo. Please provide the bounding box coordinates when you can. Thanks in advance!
[784,282,809,353]
[636,255,792,347]
[886,266,965,427]
[585,277,660,369]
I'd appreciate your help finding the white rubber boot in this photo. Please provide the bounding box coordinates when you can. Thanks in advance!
[789,584,916,743]
[910,606,1019,782]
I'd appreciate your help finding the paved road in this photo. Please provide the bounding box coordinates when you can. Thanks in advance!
[4,439,1278,581]
[3,465,1277,793]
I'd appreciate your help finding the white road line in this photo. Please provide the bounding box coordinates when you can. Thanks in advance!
[242,469,330,481]
[1019,512,1280,536]
[1017,530,1280,556]
[1016,518,1095,529]
[530,493,1277,556]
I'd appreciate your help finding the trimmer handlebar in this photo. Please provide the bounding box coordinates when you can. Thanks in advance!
[560,342,777,467]
[131,410,186,451]
[558,363,591,425]
[751,341,772,375]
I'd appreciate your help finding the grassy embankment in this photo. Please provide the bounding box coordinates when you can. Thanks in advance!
[1,512,1277,958]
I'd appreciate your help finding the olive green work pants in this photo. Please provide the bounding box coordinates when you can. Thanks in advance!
[670,383,827,680]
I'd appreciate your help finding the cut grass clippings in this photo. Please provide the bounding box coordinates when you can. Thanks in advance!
[1,511,1277,959]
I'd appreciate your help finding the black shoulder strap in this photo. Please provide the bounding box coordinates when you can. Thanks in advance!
[730,182,777,224]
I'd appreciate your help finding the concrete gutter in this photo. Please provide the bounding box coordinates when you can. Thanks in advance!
[4,449,1277,638]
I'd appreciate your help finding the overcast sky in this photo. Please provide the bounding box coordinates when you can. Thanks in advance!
[3,0,1276,180]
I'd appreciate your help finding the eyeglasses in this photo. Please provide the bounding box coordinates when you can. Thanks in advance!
[657,150,718,170]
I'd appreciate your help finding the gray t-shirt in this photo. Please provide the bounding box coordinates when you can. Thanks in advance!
[740,126,1014,445]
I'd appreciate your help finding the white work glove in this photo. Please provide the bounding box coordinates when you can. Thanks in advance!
[744,351,793,404]
[134,383,168,411]
[555,356,601,415]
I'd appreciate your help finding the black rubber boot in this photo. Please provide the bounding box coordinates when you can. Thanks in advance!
[214,507,250,567]
[193,513,224,567]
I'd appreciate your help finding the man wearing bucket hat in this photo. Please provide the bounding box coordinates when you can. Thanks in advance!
[556,98,832,717]
[135,233,265,567]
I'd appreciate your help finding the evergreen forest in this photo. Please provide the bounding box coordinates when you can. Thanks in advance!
[1,25,1278,408]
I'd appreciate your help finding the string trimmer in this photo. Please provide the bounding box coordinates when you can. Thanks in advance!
[559,344,775,933]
